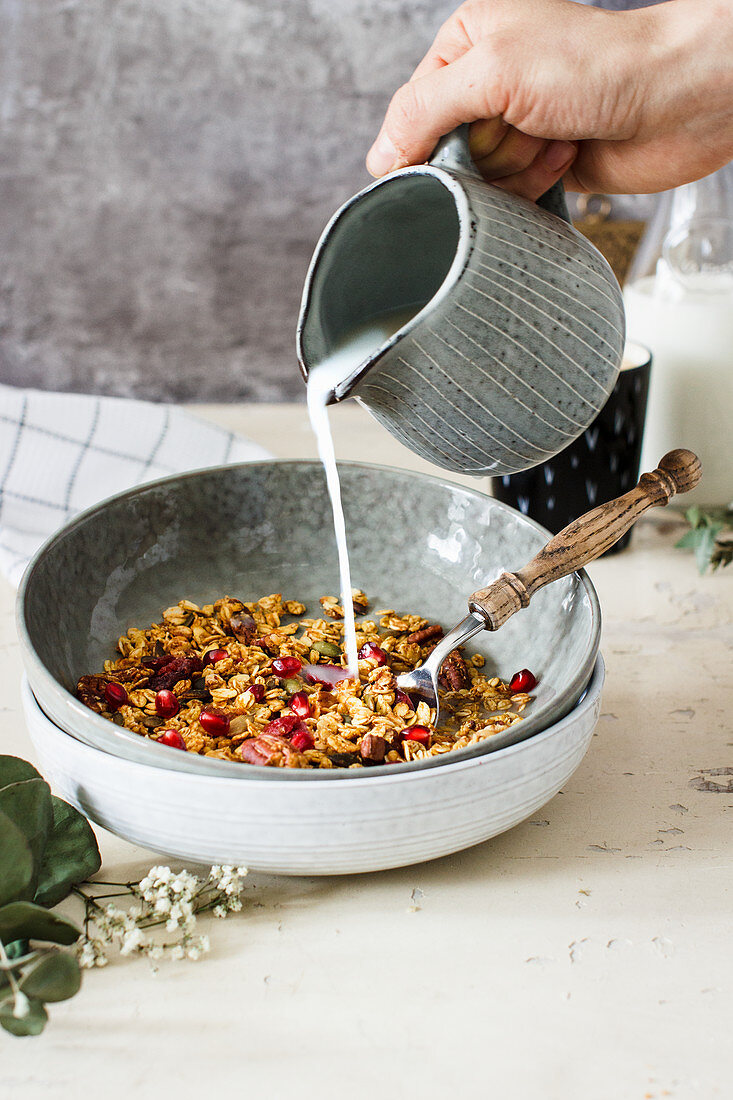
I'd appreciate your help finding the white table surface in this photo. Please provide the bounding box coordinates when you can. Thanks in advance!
[2,402,731,1099]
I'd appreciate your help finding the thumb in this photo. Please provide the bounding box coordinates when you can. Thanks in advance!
[367,45,499,176]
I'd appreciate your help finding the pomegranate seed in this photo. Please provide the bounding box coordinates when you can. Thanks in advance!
[199,709,231,736]
[104,682,128,710]
[402,725,431,746]
[154,689,180,719]
[158,729,186,751]
[290,691,311,719]
[394,688,415,710]
[358,642,387,665]
[302,663,349,688]
[272,656,302,677]
[264,714,301,737]
[509,669,537,693]
[203,648,229,666]
[291,727,314,752]
[247,682,265,703]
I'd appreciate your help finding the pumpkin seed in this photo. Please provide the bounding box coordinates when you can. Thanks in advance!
[283,678,302,694]
[313,640,342,659]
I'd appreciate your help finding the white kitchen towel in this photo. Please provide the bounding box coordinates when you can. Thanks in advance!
[0,384,271,587]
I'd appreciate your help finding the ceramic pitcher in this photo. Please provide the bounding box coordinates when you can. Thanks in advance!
[297,125,625,476]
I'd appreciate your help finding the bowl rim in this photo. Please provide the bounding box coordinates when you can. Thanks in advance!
[22,655,605,791]
[17,458,602,781]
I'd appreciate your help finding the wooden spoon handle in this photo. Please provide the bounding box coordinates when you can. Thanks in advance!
[469,449,702,630]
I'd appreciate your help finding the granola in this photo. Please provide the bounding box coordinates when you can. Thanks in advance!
[77,593,535,769]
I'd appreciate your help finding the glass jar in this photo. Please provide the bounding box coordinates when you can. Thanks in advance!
[623,165,733,506]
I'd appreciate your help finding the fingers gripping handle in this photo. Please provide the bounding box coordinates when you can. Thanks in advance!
[469,450,702,630]
[429,125,571,223]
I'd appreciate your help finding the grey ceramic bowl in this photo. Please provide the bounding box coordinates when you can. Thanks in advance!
[17,461,600,779]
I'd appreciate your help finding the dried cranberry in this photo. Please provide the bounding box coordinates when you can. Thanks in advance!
[264,714,301,738]
[394,688,415,710]
[291,727,314,752]
[401,725,431,746]
[289,691,311,719]
[271,656,302,678]
[509,669,537,693]
[158,729,186,750]
[104,682,128,710]
[142,654,175,672]
[199,709,231,736]
[149,655,203,691]
[358,642,387,665]
[247,682,265,703]
[154,689,180,719]
[203,648,229,666]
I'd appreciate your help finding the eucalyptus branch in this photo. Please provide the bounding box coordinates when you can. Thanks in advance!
[0,938,28,1019]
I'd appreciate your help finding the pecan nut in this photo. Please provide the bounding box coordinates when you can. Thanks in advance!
[407,624,444,646]
[438,650,470,691]
[228,614,258,645]
[76,675,109,713]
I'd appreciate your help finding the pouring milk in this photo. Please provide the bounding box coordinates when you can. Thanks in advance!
[306,306,418,677]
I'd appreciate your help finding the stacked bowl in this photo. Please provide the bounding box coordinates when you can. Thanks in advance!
[17,462,604,874]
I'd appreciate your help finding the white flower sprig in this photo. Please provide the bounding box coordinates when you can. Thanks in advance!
[73,864,248,970]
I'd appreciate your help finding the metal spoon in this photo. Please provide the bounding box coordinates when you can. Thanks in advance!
[396,450,701,719]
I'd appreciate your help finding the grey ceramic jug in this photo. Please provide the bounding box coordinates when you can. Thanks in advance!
[297,126,625,476]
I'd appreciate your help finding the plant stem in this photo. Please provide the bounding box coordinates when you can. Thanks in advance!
[0,938,25,1014]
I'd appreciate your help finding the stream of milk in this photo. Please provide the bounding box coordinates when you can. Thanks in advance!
[306,306,419,677]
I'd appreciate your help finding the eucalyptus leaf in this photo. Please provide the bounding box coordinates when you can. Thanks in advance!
[0,810,35,906]
[0,996,48,1036]
[0,756,41,790]
[674,529,700,550]
[4,939,30,960]
[695,524,723,574]
[34,796,101,908]
[0,780,53,895]
[20,951,81,1003]
[0,901,80,946]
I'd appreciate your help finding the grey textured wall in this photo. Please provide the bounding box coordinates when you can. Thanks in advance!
[1,0,655,402]
[1,0,454,401]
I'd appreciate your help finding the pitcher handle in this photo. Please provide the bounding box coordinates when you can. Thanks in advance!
[429,124,572,225]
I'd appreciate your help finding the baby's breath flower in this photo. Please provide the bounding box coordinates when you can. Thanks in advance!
[120,927,147,957]
[75,861,248,974]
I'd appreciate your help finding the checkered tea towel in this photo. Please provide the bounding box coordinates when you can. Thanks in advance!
[0,384,271,587]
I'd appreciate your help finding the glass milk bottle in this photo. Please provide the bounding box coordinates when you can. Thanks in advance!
[623,166,733,506]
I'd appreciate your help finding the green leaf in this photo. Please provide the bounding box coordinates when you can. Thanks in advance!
[0,996,48,1036]
[0,810,35,906]
[695,524,724,574]
[685,505,702,528]
[4,939,30,960]
[0,780,53,896]
[0,757,41,790]
[34,797,101,908]
[675,529,701,550]
[21,951,81,1003]
[0,902,80,946]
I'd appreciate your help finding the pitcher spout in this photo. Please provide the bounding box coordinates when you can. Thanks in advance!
[296,166,472,403]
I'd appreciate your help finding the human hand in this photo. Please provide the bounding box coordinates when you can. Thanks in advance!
[366,0,733,198]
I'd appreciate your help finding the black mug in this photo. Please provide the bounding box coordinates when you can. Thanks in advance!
[492,342,652,554]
